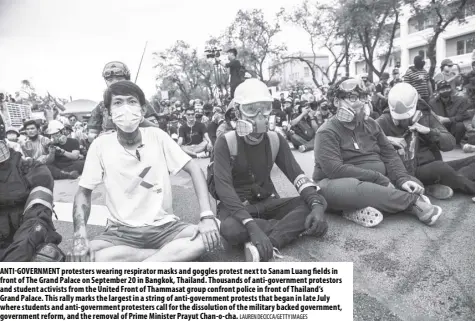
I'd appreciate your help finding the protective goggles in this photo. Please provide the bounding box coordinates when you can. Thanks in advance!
[240,101,272,117]
[103,67,128,79]
[336,79,369,102]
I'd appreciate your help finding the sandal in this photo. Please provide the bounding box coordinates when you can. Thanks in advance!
[342,207,383,228]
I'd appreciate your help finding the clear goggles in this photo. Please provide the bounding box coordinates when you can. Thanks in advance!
[240,101,273,117]
[336,79,369,102]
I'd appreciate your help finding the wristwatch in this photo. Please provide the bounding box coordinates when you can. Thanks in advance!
[311,200,324,208]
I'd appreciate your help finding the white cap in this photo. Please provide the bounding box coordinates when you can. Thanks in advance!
[388,83,418,120]
[45,120,65,135]
[234,79,273,105]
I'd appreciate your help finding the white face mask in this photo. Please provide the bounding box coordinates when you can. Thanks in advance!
[111,105,143,133]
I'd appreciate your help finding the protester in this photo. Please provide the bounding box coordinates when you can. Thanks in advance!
[213,79,328,262]
[404,56,433,101]
[71,80,220,262]
[216,102,237,140]
[389,68,402,88]
[361,73,375,95]
[288,101,318,152]
[208,107,225,147]
[221,48,242,99]
[0,115,64,262]
[314,100,333,128]
[87,61,159,143]
[429,80,472,146]
[178,107,213,158]
[373,72,390,116]
[378,83,474,199]
[21,120,56,165]
[434,59,461,92]
[270,98,287,137]
[45,120,84,180]
[313,78,442,228]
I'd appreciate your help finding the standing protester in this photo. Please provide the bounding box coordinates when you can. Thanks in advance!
[434,59,461,92]
[87,61,159,143]
[178,107,213,158]
[373,72,390,116]
[221,48,243,99]
[212,79,328,262]
[45,120,84,180]
[21,120,56,165]
[377,83,474,199]
[404,56,433,102]
[429,80,472,146]
[313,78,442,228]
[71,81,220,262]
[0,115,64,262]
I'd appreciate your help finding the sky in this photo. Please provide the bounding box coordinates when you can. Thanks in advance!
[0,0,312,102]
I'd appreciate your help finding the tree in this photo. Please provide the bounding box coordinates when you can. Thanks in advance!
[405,0,471,78]
[340,0,402,81]
[152,41,215,103]
[284,1,354,87]
[222,9,286,84]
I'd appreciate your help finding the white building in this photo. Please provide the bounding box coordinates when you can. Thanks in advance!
[351,2,475,78]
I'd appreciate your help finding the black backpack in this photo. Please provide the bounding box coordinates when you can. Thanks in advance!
[207,131,280,200]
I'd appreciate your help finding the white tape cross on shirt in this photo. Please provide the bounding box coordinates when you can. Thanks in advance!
[124,166,160,194]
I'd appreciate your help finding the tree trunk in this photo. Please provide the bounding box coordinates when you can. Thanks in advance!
[427,37,438,79]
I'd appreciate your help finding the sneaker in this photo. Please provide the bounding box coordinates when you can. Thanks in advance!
[463,144,475,153]
[426,184,454,200]
[410,196,442,226]
[244,242,260,262]
[69,171,80,179]
[298,145,307,153]
[342,207,383,227]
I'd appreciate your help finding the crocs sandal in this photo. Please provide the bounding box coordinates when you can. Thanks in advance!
[342,207,383,228]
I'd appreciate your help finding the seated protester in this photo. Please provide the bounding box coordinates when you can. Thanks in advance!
[178,107,213,158]
[5,127,24,156]
[45,120,84,180]
[213,79,328,262]
[282,97,294,122]
[434,59,461,92]
[373,72,390,116]
[208,107,225,147]
[0,115,63,262]
[72,122,89,155]
[194,104,210,127]
[87,61,159,143]
[270,99,287,138]
[71,81,220,262]
[389,68,402,88]
[313,78,442,228]
[216,102,238,140]
[21,120,55,165]
[430,80,472,145]
[68,115,78,125]
[378,83,474,199]
[314,99,333,128]
[288,101,318,153]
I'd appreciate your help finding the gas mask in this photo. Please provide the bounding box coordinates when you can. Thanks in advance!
[0,140,10,163]
[111,104,143,133]
[336,100,367,123]
[235,101,272,137]
[51,132,67,145]
[334,79,369,124]
[439,88,452,99]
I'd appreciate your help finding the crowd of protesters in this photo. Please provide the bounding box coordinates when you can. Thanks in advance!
[0,49,474,262]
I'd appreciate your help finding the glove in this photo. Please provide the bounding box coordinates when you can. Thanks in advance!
[247,222,274,262]
[302,204,328,237]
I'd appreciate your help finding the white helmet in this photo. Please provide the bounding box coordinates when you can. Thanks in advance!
[45,120,65,135]
[234,79,273,105]
[388,83,418,120]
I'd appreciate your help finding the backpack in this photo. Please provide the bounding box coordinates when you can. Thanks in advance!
[207,131,280,200]
[0,151,30,207]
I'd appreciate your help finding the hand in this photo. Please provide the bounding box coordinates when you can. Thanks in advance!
[408,122,431,135]
[387,136,407,149]
[302,107,311,115]
[436,115,451,124]
[247,222,274,261]
[192,218,222,252]
[71,236,94,262]
[78,154,85,160]
[401,181,424,194]
[302,205,328,237]
[206,143,213,152]
[48,145,56,153]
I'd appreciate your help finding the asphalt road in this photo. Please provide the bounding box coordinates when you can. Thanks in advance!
[52,148,475,321]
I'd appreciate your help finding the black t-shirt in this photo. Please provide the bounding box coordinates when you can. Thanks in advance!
[271,109,287,127]
[179,122,207,145]
[226,59,242,86]
[55,138,80,164]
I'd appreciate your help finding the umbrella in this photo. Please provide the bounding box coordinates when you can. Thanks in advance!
[61,99,97,115]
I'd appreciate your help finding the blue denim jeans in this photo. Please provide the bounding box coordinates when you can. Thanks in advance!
[217,197,310,249]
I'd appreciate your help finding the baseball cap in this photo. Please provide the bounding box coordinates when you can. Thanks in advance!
[234,79,273,105]
[440,58,453,67]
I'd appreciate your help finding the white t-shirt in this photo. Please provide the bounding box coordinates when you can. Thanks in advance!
[79,128,191,227]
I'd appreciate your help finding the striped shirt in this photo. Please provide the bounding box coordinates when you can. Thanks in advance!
[403,67,430,99]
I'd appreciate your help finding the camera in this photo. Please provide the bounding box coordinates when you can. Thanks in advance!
[205,46,222,59]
